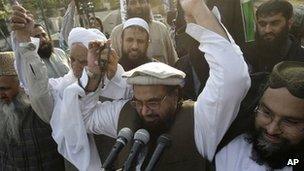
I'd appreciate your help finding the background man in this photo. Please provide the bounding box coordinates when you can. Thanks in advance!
[110,0,178,66]
[0,51,65,170]
[245,0,304,73]
[119,17,154,71]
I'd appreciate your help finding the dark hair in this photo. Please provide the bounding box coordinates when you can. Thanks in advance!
[89,16,104,32]
[256,0,293,20]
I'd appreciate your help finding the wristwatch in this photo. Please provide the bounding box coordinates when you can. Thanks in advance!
[19,42,36,51]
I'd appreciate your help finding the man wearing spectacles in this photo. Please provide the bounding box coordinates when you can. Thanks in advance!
[216,61,304,170]
[55,0,250,170]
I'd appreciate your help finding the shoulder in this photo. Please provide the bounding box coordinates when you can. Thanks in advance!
[151,20,168,30]
[53,47,67,57]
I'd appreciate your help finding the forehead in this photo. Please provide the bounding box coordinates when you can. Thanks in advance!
[258,12,285,22]
[123,27,148,40]
[261,87,304,118]
[70,43,87,59]
[0,76,17,87]
[133,85,167,100]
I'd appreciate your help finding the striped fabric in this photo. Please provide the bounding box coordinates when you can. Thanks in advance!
[0,107,65,171]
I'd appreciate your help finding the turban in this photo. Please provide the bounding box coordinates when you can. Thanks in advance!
[67,27,107,49]
[123,17,149,34]
[0,51,16,76]
[269,61,304,99]
[122,62,185,87]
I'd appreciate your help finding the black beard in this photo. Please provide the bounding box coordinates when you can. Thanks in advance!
[255,25,289,57]
[246,127,304,169]
[38,41,53,59]
[119,51,151,71]
[126,6,151,23]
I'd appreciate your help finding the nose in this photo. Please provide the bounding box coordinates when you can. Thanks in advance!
[266,118,282,135]
[140,104,152,116]
[131,42,138,50]
[264,24,272,33]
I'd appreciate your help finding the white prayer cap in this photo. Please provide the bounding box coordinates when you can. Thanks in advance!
[122,62,186,87]
[68,27,107,49]
[123,17,149,34]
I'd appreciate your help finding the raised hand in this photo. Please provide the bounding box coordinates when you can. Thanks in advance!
[11,4,34,42]
[87,40,118,80]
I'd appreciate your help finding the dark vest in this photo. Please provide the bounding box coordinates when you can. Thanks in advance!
[0,107,65,171]
[114,100,213,171]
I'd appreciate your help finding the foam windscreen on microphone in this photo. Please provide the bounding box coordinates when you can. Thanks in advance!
[134,129,150,144]
[118,127,133,144]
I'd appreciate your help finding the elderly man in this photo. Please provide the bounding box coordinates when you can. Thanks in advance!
[111,0,178,66]
[11,4,132,170]
[0,52,65,170]
[58,0,250,170]
[119,17,155,71]
[245,0,304,73]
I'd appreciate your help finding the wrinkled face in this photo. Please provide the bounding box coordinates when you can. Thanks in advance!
[132,85,178,130]
[127,0,149,16]
[122,27,149,61]
[70,43,88,78]
[255,88,304,149]
[257,13,292,43]
[0,76,19,104]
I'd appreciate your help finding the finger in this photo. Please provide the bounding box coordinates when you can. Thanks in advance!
[12,10,27,18]
[10,16,27,23]
[12,5,26,13]
[11,23,26,30]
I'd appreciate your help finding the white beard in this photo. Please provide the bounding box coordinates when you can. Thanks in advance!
[0,92,30,145]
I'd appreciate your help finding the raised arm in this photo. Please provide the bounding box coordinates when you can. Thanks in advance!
[178,0,251,160]
[59,0,76,47]
[11,5,54,123]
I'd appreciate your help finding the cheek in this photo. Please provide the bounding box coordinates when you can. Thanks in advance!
[283,131,304,145]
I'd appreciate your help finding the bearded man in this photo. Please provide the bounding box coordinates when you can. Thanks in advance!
[110,0,178,66]
[245,0,304,73]
[0,52,65,170]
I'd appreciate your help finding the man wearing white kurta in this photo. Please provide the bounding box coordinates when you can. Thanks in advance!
[59,0,250,170]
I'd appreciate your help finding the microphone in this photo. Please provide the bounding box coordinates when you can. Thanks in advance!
[102,127,133,170]
[122,129,150,171]
[144,134,171,171]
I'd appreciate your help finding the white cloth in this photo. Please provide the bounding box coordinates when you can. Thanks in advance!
[58,8,250,171]
[123,17,149,33]
[15,42,132,171]
[123,62,186,87]
[68,27,107,49]
[215,134,293,171]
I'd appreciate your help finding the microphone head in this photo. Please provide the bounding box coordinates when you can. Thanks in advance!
[118,127,133,143]
[134,129,150,145]
[157,134,171,147]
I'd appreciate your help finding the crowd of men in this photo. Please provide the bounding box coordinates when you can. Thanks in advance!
[0,0,304,171]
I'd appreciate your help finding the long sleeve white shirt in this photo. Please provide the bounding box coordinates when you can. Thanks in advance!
[60,10,250,170]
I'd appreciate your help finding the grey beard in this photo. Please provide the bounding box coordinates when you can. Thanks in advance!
[0,92,30,145]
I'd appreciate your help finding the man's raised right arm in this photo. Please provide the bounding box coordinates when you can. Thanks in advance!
[11,4,54,123]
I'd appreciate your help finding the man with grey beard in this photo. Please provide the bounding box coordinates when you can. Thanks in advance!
[0,52,65,170]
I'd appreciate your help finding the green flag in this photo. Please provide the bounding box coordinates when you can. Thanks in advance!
[241,0,255,42]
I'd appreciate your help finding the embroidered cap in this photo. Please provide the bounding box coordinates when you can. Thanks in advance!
[269,61,304,99]
[122,62,186,87]
[0,51,17,76]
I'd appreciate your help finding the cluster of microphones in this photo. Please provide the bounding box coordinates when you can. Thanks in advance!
[102,127,171,171]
